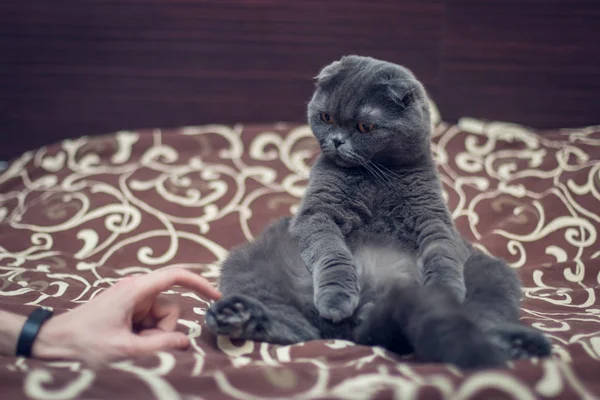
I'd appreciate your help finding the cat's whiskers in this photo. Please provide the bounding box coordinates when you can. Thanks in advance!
[367,162,395,189]
[363,163,388,188]
[345,152,383,187]
[373,162,403,180]
[345,151,394,189]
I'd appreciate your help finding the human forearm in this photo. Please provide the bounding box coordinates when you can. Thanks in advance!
[0,310,26,356]
[0,309,76,360]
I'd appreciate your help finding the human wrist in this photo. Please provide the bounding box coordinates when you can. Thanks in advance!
[31,313,79,360]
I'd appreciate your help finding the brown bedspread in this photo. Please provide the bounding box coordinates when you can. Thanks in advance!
[0,120,599,399]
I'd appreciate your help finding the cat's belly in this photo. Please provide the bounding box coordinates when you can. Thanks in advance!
[351,241,422,289]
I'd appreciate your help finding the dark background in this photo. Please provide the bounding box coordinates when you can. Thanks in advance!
[1,0,599,161]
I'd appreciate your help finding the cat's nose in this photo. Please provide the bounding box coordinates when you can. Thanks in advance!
[332,137,345,148]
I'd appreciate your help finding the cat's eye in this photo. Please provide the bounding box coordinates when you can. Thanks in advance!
[357,122,375,134]
[320,112,335,125]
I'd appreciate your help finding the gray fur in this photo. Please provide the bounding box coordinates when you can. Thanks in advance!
[206,56,551,368]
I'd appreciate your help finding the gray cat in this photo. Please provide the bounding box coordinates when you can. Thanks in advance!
[206,56,551,368]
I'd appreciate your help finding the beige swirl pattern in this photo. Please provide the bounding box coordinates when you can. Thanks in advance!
[0,119,598,399]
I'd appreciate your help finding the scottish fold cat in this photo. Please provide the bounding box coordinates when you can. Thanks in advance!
[206,56,550,368]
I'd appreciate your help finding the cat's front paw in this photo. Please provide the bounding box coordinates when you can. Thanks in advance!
[315,286,359,323]
[426,276,467,304]
[205,294,268,339]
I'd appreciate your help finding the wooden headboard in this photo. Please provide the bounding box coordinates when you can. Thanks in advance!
[1,0,599,160]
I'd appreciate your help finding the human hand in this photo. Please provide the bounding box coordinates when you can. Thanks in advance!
[32,268,221,368]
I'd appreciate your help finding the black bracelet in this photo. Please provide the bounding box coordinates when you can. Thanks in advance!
[16,308,54,357]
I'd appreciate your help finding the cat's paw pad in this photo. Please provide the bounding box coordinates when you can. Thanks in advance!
[205,295,266,338]
[488,324,552,359]
[315,288,359,323]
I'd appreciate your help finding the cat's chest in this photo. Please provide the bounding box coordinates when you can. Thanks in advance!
[358,181,418,238]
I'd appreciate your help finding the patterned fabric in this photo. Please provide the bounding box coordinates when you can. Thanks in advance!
[0,120,599,399]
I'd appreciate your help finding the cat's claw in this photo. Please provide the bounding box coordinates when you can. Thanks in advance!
[315,288,359,323]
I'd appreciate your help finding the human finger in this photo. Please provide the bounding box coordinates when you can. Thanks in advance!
[132,268,221,301]
[150,297,181,332]
[126,332,190,356]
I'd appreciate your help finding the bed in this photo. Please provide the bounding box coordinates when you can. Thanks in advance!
[1,107,599,398]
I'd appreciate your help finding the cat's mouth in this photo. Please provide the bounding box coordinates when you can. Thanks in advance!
[328,149,362,168]
[321,144,364,168]
[333,156,358,168]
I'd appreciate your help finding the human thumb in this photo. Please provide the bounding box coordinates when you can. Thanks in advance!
[128,332,190,356]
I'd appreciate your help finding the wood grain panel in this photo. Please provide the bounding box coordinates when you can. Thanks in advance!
[0,0,443,161]
[438,0,600,129]
[2,0,599,161]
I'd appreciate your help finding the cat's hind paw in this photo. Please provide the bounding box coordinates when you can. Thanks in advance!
[205,294,268,339]
[416,313,508,369]
[487,324,552,360]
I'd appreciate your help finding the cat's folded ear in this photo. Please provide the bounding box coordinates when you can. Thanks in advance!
[385,79,426,111]
[314,58,346,86]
